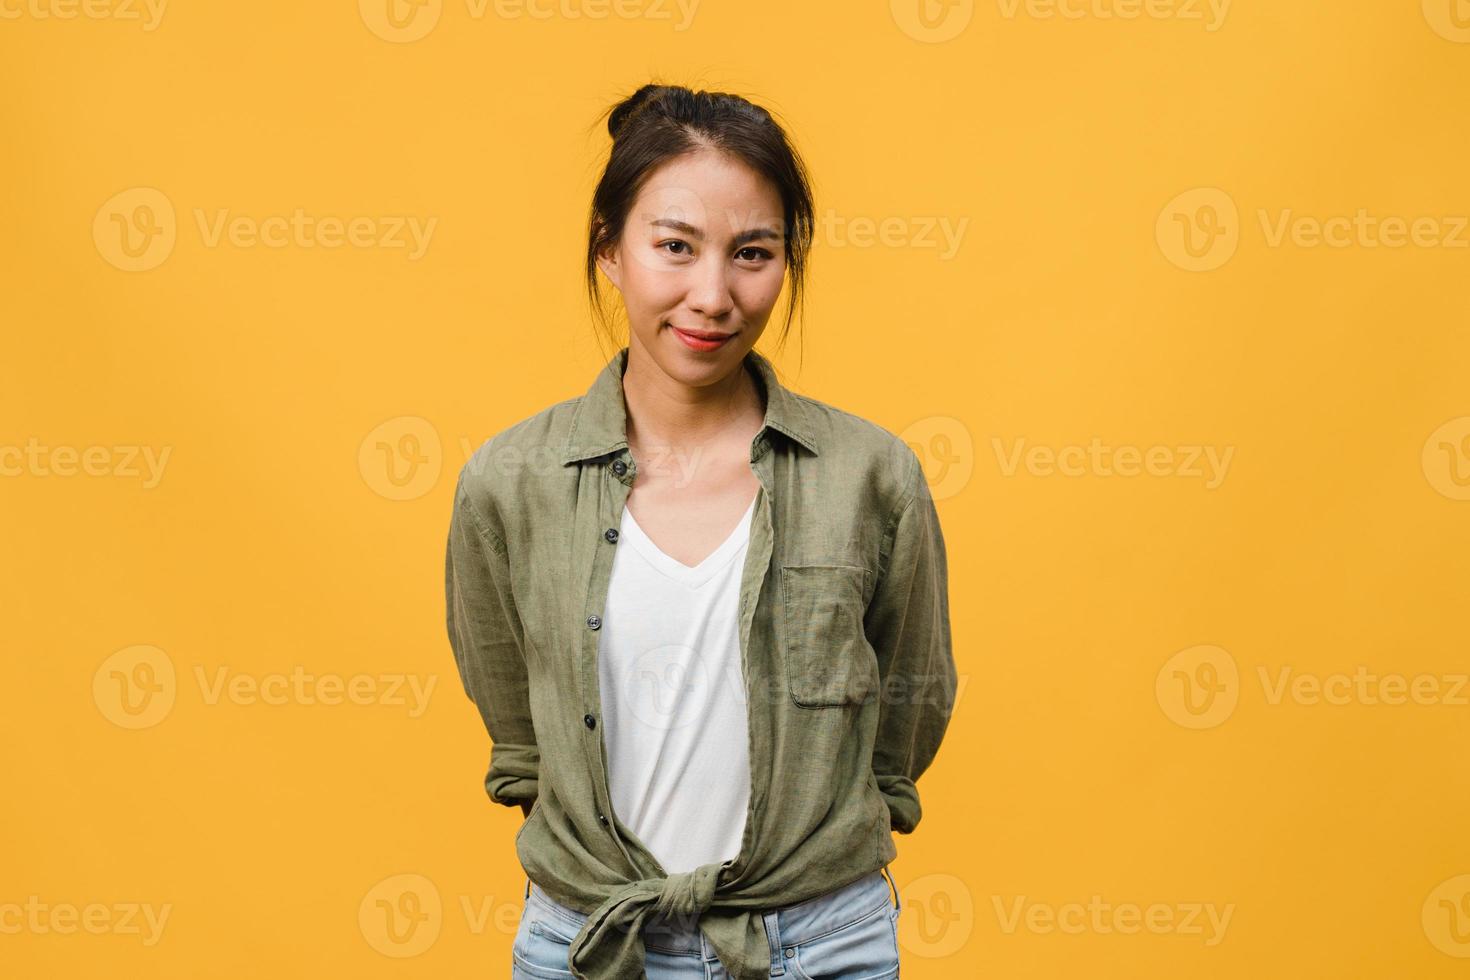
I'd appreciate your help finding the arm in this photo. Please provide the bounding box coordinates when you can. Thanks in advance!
[445,470,540,811]
[864,445,958,834]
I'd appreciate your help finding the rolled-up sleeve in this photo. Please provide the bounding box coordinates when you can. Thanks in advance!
[445,469,539,809]
[864,446,958,834]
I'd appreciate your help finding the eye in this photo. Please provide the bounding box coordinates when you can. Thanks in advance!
[736,246,774,262]
[658,240,691,255]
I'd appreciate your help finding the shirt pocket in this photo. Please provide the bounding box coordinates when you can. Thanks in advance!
[780,563,878,708]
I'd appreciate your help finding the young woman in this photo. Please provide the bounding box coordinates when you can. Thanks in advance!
[446,83,957,979]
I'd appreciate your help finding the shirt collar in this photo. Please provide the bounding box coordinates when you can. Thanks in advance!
[560,345,822,465]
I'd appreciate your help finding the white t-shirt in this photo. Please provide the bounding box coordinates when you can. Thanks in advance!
[595,494,757,874]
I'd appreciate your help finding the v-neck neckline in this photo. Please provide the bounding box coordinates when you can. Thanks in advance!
[619,492,759,588]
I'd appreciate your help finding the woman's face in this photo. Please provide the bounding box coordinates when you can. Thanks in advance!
[596,148,788,384]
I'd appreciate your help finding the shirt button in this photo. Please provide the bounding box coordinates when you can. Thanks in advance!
[604,528,619,543]
[611,459,627,476]
[586,615,601,630]
[584,714,596,729]
[598,812,610,827]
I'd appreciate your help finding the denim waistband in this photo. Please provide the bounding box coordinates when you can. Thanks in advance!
[524,866,900,957]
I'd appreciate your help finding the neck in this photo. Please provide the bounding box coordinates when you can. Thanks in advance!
[620,339,765,458]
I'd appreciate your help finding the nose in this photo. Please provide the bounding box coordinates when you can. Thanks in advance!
[684,254,735,320]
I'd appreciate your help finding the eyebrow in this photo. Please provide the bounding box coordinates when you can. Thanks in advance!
[648,218,783,248]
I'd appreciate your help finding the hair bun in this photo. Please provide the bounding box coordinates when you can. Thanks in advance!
[608,84,663,139]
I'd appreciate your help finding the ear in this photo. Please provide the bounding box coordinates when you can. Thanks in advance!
[595,241,622,291]
[592,220,623,291]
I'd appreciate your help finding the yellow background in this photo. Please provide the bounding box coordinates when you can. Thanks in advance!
[4,1,1470,976]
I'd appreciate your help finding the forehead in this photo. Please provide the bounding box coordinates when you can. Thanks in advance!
[631,149,784,234]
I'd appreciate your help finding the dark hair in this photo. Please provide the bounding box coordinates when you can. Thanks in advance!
[584,83,816,358]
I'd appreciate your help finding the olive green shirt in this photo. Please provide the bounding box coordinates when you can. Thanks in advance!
[445,345,956,979]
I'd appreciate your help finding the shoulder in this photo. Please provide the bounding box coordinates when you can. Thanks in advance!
[788,392,924,516]
[452,396,581,523]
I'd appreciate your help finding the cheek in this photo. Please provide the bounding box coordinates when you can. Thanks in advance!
[619,256,682,312]
[736,265,787,310]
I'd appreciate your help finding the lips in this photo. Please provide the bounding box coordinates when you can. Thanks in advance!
[667,325,732,340]
[666,323,737,352]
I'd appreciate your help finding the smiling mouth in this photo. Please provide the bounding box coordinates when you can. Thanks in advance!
[666,324,734,340]
[666,324,738,351]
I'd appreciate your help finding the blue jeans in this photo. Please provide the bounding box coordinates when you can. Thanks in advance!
[512,865,903,979]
